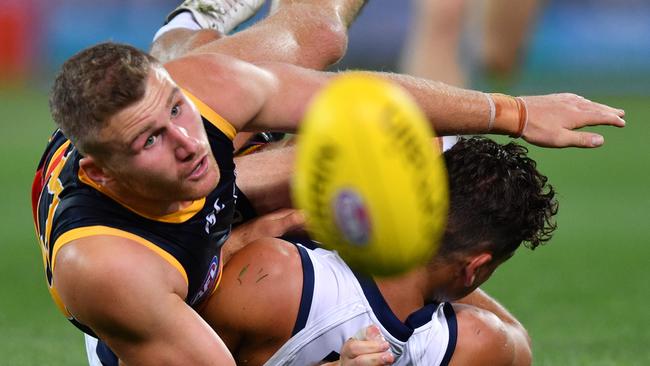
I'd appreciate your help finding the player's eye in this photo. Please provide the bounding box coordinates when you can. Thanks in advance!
[171,103,180,118]
[144,135,158,148]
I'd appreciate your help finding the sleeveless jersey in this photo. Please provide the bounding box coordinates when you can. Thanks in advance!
[265,240,458,366]
[31,89,238,336]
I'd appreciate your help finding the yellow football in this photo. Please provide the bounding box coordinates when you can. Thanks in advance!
[293,74,449,276]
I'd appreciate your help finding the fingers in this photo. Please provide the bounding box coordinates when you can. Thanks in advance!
[243,208,305,237]
[578,100,626,128]
[266,209,306,236]
[567,94,626,128]
[279,209,306,232]
[560,131,605,148]
[353,324,384,342]
[340,325,394,366]
[344,337,388,356]
[342,351,394,366]
[521,93,625,148]
[591,100,625,119]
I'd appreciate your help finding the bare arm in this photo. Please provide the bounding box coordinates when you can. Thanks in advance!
[249,62,625,148]
[234,142,296,215]
[201,238,304,365]
[166,54,624,148]
[54,236,235,365]
[450,288,532,366]
[221,208,305,263]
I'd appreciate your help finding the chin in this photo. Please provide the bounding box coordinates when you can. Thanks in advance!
[188,175,220,199]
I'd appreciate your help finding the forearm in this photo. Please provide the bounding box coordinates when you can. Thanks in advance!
[253,62,492,135]
[337,70,624,148]
[234,143,295,214]
[357,71,491,136]
[254,60,624,148]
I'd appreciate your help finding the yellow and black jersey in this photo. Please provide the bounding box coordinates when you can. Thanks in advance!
[31,90,239,336]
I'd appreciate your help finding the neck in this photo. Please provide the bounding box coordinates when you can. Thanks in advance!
[375,268,428,322]
[77,156,197,218]
[104,181,193,218]
[375,261,457,322]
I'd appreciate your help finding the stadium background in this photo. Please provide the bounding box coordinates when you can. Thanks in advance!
[1,0,648,364]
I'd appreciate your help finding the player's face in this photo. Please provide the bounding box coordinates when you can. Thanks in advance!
[99,66,220,204]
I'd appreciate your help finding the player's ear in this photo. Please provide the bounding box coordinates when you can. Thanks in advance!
[463,253,493,287]
[79,156,113,186]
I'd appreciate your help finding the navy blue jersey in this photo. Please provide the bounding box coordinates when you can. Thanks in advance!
[32,90,238,335]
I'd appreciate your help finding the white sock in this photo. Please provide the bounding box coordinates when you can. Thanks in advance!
[153,12,201,42]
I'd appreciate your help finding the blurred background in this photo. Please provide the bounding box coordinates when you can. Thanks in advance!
[1,0,648,364]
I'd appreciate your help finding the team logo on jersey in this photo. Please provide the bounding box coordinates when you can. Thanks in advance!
[333,189,371,245]
[204,198,226,234]
[191,256,220,306]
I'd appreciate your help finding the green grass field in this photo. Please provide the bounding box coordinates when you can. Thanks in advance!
[1,88,648,365]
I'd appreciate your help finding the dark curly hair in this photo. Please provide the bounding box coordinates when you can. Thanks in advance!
[49,42,159,156]
[438,137,558,261]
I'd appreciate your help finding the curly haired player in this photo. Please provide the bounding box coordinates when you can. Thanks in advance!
[190,137,557,366]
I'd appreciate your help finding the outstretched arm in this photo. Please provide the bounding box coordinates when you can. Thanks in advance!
[450,288,532,366]
[166,54,624,148]
[248,61,625,148]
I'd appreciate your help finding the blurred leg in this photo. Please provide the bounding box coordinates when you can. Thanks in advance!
[400,0,467,149]
[151,0,264,62]
[400,0,468,86]
[190,0,366,68]
[481,0,541,76]
[152,0,367,69]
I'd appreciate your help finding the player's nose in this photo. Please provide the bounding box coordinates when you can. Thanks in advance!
[171,125,199,161]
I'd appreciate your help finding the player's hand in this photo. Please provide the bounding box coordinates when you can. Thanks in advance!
[521,93,625,148]
[223,209,305,262]
[323,325,394,366]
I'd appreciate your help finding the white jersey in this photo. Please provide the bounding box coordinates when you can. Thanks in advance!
[84,333,116,366]
[84,240,457,366]
[264,241,457,366]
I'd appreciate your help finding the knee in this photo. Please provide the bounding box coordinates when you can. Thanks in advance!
[307,15,348,66]
[281,4,349,68]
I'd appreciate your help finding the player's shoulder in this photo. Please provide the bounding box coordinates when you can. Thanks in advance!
[54,235,188,305]
[219,237,302,296]
[449,303,517,366]
[205,237,302,331]
[53,235,189,342]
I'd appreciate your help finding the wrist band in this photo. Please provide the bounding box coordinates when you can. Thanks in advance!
[489,93,528,138]
[513,97,529,138]
[485,93,496,132]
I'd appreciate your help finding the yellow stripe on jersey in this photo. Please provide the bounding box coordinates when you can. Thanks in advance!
[51,226,189,286]
[49,282,73,318]
[77,167,206,223]
[39,141,73,270]
[181,88,236,140]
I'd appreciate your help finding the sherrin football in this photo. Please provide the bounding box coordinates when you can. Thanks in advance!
[293,74,449,276]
